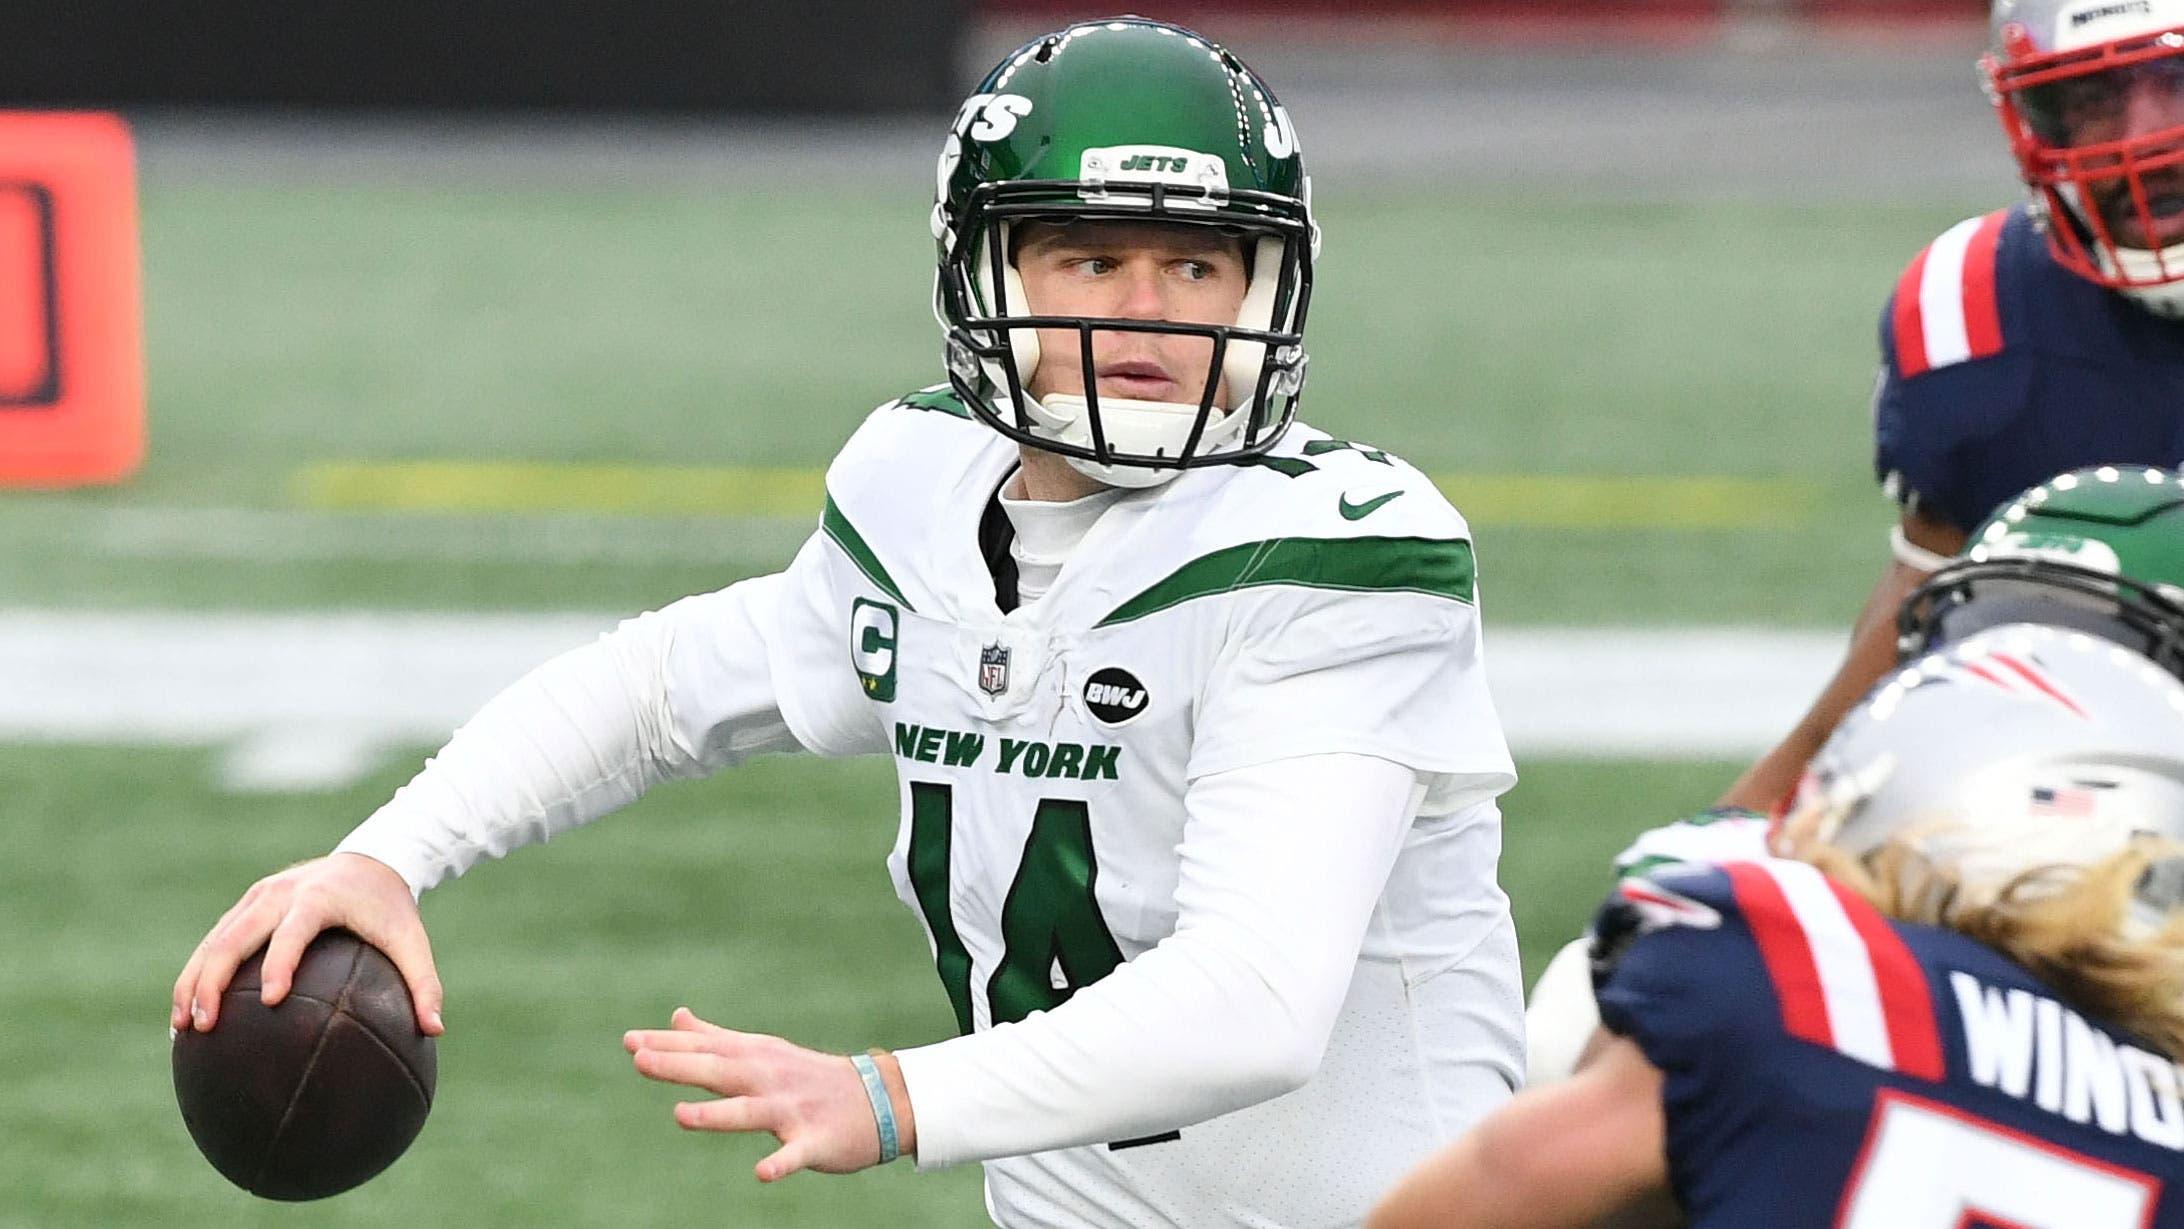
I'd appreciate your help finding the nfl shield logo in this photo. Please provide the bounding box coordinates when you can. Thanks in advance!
[979,643,1010,697]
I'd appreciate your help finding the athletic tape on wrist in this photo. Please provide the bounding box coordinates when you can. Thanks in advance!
[850,1053,901,1164]
[1890,524,1955,573]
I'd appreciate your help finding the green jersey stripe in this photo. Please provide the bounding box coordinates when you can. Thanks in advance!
[892,385,971,419]
[823,496,913,609]
[1096,535,1476,627]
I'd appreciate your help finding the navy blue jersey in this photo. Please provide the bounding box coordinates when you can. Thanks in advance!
[1594,859,2184,1228]
[1874,203,2184,534]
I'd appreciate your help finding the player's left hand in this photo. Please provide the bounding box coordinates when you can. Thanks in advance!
[623,1006,909,1181]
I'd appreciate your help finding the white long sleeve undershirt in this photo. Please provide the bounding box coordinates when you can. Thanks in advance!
[336,578,804,894]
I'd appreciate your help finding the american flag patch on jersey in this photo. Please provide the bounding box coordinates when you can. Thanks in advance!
[2029,784,2100,818]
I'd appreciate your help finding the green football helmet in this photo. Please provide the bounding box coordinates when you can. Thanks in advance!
[1899,465,2184,676]
[932,17,1318,487]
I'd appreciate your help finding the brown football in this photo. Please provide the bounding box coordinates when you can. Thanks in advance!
[171,929,436,1200]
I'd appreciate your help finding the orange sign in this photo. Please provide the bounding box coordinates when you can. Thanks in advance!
[0,113,143,486]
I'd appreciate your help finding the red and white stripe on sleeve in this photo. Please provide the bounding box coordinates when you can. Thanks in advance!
[1722,860,1947,1082]
[1891,211,2009,378]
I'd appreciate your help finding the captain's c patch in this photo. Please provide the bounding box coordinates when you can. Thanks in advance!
[850,598,898,702]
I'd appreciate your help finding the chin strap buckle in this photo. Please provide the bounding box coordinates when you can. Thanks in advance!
[945,337,981,382]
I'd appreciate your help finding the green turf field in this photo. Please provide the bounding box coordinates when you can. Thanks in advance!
[2,746,1736,1226]
[0,181,1981,621]
[0,177,1991,1223]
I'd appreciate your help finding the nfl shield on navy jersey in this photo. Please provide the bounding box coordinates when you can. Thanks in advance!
[1592,859,2184,1229]
[1874,202,2184,534]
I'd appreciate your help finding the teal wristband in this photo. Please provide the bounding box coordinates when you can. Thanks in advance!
[850,1053,901,1164]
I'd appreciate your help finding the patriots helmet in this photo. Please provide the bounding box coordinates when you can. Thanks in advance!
[932,17,1318,488]
[1781,623,2184,925]
[1899,465,2184,677]
[1986,0,2184,315]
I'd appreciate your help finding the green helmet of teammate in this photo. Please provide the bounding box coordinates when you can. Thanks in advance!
[931,17,1319,489]
[1899,465,2184,677]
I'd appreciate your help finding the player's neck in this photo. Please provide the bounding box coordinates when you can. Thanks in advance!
[1012,445,1109,503]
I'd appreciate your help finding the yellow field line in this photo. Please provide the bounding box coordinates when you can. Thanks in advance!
[1436,474,1817,529]
[296,462,827,519]
[294,462,1820,530]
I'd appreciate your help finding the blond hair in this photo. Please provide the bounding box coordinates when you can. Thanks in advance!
[1804,839,2184,1059]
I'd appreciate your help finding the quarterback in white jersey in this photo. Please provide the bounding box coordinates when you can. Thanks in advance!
[173,17,1522,1227]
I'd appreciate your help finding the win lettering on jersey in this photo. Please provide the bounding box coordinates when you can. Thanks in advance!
[893,722,1121,780]
[1950,971,2184,1151]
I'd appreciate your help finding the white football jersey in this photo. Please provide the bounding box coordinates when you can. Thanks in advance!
[1612,812,1772,881]
[757,388,1523,1226]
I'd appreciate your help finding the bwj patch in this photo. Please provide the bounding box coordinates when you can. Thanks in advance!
[1084,667,1150,725]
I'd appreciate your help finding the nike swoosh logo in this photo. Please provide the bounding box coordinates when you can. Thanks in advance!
[1339,490,1405,521]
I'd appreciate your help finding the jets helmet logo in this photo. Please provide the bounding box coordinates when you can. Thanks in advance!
[1084,667,1150,725]
[953,92,1033,143]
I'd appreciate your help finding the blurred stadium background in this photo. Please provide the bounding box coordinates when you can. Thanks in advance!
[1,1,2001,1223]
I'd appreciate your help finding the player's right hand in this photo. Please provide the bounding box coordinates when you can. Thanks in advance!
[170,852,445,1037]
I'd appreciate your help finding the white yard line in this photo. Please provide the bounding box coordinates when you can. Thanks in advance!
[0,609,1843,790]
[1487,628,1844,756]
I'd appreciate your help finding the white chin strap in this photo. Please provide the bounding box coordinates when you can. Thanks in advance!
[2104,245,2184,318]
[2056,185,2184,318]
[975,222,1288,488]
[1029,393,1238,488]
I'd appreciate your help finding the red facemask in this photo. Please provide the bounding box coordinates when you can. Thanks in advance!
[1987,22,2184,295]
